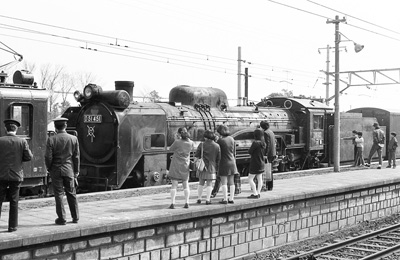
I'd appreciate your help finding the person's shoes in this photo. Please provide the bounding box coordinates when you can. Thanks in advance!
[386,165,392,168]
[206,200,212,205]
[55,218,66,225]
[196,199,201,204]
[211,193,217,198]
[183,203,189,209]
[228,199,234,204]
[219,200,228,205]
[8,227,17,232]
[377,165,382,169]
[365,163,370,167]
[247,194,260,199]
[72,219,79,224]
[169,204,175,209]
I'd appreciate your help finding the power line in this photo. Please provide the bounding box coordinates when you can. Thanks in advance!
[306,0,400,36]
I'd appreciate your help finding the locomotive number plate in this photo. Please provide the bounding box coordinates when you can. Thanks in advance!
[84,115,102,123]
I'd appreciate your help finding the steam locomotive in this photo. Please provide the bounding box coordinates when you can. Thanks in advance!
[1,70,397,194]
[60,81,399,191]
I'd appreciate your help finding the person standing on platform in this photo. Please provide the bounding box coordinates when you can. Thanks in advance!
[168,127,194,209]
[260,121,276,191]
[365,122,385,169]
[247,128,266,199]
[343,130,359,166]
[0,119,32,232]
[195,130,220,205]
[216,124,238,204]
[354,131,366,167]
[45,118,80,225]
[387,132,398,169]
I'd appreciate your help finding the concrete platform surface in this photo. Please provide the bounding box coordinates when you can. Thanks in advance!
[0,164,399,250]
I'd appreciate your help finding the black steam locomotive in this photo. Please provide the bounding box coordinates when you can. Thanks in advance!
[60,81,399,191]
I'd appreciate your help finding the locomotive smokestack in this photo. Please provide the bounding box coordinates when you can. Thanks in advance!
[115,81,134,101]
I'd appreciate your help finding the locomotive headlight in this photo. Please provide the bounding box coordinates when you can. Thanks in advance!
[73,90,82,101]
[84,85,94,99]
[83,83,103,100]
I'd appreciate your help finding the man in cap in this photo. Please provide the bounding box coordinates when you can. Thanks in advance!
[45,118,80,225]
[0,119,33,232]
[365,122,385,169]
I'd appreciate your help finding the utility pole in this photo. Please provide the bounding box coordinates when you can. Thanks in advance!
[244,67,249,105]
[318,45,346,106]
[327,15,346,172]
[237,46,242,106]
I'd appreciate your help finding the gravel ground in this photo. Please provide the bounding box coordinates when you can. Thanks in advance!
[250,213,400,260]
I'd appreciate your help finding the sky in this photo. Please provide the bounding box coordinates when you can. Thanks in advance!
[1,0,400,111]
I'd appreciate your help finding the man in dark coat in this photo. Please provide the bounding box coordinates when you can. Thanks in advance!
[365,122,385,169]
[45,118,80,225]
[0,119,33,232]
[260,121,276,191]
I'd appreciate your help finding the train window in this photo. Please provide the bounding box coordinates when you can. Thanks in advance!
[144,134,165,150]
[313,115,324,129]
[10,104,31,137]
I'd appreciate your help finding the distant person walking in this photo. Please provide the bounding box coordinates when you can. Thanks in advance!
[0,119,32,232]
[387,132,398,169]
[365,122,385,169]
[45,118,80,225]
[260,121,276,190]
[354,131,365,166]
[247,129,266,199]
[168,127,194,209]
[195,130,220,205]
[216,125,238,204]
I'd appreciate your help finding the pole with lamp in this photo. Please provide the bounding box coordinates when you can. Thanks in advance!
[326,15,364,172]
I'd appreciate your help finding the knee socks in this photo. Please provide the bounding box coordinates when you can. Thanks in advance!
[229,185,235,201]
[184,189,190,203]
[197,185,204,200]
[170,189,176,204]
[222,185,228,201]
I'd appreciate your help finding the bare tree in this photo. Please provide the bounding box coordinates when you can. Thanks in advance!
[40,64,64,122]
[76,71,98,90]
[58,72,75,114]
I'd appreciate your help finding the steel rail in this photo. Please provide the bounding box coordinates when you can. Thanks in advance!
[284,223,400,260]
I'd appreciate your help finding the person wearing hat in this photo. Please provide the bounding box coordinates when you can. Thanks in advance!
[45,118,80,225]
[365,122,385,169]
[0,119,33,232]
[387,132,398,169]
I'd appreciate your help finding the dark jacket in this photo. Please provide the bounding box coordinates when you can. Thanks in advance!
[45,131,80,177]
[0,134,32,181]
[195,139,221,174]
[373,127,385,145]
[248,140,266,174]
[265,129,276,159]
[217,136,238,176]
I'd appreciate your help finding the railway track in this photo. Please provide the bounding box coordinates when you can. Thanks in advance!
[284,223,400,260]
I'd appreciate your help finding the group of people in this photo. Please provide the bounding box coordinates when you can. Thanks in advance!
[0,118,80,232]
[168,121,276,208]
[346,122,397,169]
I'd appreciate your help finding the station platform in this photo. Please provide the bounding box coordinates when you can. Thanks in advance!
[1,162,400,257]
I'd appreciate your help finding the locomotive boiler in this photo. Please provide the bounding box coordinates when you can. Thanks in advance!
[62,82,334,191]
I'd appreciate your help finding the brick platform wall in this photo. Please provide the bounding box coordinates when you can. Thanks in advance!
[2,184,400,260]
